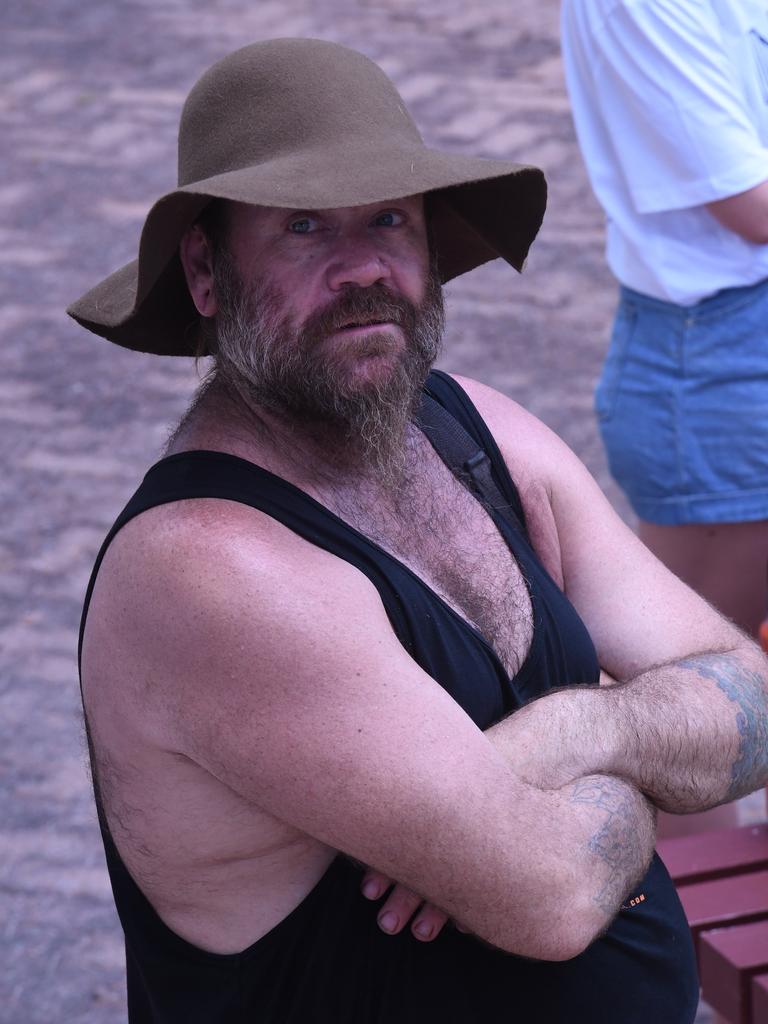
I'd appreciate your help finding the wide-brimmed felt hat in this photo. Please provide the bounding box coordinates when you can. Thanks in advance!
[67,38,547,356]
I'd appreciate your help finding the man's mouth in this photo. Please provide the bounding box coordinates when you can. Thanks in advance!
[337,318,392,331]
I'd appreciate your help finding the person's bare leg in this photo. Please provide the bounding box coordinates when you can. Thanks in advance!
[637,519,768,637]
[637,518,768,838]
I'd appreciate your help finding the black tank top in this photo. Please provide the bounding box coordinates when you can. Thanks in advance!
[79,372,698,1023]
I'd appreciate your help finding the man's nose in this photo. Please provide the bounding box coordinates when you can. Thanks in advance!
[325,240,390,292]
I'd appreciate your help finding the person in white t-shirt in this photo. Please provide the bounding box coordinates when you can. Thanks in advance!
[561,0,768,836]
[561,0,768,639]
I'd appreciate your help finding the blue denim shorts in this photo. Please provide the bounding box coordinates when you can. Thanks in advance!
[596,279,768,525]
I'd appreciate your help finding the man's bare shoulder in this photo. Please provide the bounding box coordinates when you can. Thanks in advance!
[83,486,438,829]
[101,492,359,603]
[90,492,387,693]
[448,373,568,478]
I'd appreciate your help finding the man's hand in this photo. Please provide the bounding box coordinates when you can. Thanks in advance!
[361,869,452,942]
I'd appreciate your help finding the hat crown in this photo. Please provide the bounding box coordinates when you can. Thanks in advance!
[178,38,423,188]
[69,38,547,356]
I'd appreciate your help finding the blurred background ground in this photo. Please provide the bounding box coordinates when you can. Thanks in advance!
[1,1,759,1020]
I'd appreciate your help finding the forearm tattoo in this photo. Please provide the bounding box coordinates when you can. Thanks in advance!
[679,653,768,800]
[570,777,649,916]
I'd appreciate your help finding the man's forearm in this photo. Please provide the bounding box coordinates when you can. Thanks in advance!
[491,644,768,814]
[606,648,768,810]
[558,773,656,921]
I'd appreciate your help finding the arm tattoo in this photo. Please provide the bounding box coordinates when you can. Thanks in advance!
[679,653,768,800]
[570,777,650,915]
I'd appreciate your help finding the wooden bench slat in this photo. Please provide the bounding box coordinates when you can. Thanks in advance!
[751,972,768,1023]
[658,824,768,886]
[699,920,768,1024]
[677,869,768,953]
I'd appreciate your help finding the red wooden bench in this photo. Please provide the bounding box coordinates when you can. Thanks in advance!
[658,823,768,1023]
[752,974,768,1021]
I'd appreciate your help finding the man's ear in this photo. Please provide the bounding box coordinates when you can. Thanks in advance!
[179,225,218,317]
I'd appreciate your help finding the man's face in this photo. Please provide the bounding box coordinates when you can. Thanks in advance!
[208,197,445,478]
[224,196,431,359]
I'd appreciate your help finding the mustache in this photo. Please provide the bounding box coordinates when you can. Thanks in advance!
[300,285,418,340]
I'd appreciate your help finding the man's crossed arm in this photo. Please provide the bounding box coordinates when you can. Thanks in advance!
[500,648,768,812]
[363,642,768,942]
[122,500,657,961]
[362,641,767,944]
[361,379,768,943]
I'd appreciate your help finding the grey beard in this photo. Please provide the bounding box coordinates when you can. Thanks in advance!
[210,251,445,484]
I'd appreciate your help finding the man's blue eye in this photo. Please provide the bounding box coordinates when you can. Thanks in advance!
[375,212,399,227]
[289,218,313,234]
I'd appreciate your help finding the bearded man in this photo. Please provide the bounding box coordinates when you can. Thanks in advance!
[69,39,768,1024]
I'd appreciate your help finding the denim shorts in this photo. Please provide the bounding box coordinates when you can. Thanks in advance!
[596,278,768,525]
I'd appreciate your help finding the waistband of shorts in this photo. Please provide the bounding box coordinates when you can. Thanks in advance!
[619,276,768,320]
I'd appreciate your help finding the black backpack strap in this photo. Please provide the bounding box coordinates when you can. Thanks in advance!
[415,391,520,525]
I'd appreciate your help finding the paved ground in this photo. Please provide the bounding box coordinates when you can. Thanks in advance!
[2,0,758,1020]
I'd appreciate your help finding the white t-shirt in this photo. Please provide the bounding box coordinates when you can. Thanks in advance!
[561,0,768,304]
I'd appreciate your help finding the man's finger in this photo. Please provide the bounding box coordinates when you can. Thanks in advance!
[376,884,423,935]
[410,904,449,942]
[360,873,450,941]
[360,869,392,901]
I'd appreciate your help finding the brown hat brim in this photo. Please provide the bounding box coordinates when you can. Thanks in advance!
[68,145,546,356]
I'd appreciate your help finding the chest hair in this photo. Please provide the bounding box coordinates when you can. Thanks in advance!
[317,434,534,679]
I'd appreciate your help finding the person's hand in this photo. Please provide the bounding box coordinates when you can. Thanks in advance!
[360,868,458,941]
